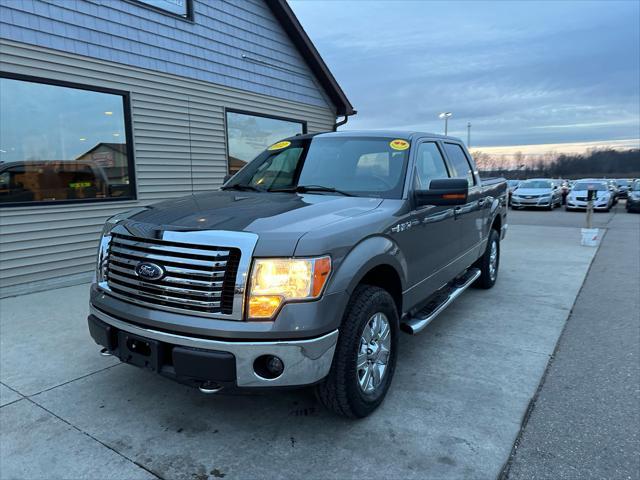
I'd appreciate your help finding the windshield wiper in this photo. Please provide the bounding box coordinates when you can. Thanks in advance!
[221,183,264,192]
[269,185,355,197]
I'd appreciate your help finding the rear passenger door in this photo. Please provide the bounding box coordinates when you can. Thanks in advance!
[442,142,484,257]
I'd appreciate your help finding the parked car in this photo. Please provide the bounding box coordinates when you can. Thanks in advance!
[606,179,620,204]
[626,179,640,213]
[616,179,631,199]
[566,180,614,211]
[88,131,508,418]
[510,178,562,210]
[507,180,520,205]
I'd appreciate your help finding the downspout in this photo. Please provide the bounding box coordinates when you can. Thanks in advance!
[333,111,356,131]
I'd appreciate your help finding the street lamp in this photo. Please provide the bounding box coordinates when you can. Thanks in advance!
[439,112,452,135]
[467,122,471,147]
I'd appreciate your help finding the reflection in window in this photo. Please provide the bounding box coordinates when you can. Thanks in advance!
[226,111,304,175]
[0,77,134,204]
[444,143,476,187]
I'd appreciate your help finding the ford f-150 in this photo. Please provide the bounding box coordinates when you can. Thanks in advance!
[89,131,507,418]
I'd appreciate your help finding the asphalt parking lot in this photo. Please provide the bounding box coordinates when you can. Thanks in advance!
[1,202,637,480]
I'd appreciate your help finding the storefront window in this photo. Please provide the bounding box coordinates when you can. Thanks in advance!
[0,76,135,205]
[226,111,305,175]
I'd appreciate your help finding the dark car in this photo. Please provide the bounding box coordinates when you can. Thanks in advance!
[616,179,631,199]
[626,179,640,213]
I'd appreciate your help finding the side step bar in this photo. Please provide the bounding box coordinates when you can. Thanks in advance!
[401,268,481,335]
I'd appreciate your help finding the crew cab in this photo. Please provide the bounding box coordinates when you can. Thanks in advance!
[88,131,507,418]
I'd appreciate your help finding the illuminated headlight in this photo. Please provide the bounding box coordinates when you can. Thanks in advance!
[248,257,331,319]
[95,207,148,283]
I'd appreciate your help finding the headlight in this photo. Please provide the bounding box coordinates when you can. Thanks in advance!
[539,195,551,200]
[248,257,331,319]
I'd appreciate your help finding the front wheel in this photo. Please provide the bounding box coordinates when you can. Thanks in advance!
[474,228,500,289]
[315,285,399,418]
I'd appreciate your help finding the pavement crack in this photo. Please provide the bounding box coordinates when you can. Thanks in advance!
[25,396,165,480]
[28,362,123,398]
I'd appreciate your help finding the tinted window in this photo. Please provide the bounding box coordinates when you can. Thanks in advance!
[226,111,304,175]
[415,142,449,189]
[246,148,304,189]
[444,143,475,187]
[0,77,134,205]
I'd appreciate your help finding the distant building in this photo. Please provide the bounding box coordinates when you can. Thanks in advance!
[0,0,354,296]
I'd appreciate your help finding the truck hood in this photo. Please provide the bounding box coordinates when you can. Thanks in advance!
[126,190,383,256]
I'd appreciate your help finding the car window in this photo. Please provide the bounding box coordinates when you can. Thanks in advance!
[247,147,304,189]
[414,142,450,190]
[444,143,475,187]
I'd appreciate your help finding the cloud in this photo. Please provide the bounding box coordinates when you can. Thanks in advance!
[290,0,640,148]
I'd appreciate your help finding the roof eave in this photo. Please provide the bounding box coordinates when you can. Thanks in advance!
[266,0,356,117]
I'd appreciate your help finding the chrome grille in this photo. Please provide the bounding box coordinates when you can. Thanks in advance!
[105,233,241,317]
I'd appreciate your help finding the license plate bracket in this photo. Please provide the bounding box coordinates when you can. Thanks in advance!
[117,331,161,372]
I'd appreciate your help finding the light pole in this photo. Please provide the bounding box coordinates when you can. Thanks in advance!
[467,122,471,147]
[439,112,452,135]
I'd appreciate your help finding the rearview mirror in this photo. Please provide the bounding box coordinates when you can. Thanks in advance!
[414,178,469,207]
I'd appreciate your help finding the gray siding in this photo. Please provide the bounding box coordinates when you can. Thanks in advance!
[0,40,337,295]
[0,0,332,109]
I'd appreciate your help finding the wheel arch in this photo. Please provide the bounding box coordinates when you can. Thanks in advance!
[327,235,407,317]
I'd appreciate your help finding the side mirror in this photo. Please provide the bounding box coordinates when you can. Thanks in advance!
[414,178,469,207]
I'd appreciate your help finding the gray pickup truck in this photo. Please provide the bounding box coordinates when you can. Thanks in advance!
[89,131,507,418]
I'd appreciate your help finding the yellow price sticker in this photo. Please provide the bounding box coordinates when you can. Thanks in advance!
[389,139,410,151]
[268,140,291,151]
[69,181,92,188]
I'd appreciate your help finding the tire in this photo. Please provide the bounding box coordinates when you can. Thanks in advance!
[474,228,500,289]
[315,285,399,418]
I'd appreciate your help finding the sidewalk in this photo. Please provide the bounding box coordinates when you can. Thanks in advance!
[505,210,640,479]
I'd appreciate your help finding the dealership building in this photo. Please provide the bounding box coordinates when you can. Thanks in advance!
[0,0,354,296]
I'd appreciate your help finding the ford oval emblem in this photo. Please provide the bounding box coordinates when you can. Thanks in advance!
[134,262,164,281]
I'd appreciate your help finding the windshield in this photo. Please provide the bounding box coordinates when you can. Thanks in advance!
[226,136,410,198]
[572,182,607,191]
[507,180,520,187]
[518,180,552,189]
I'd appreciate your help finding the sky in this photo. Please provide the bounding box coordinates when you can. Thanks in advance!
[290,0,640,155]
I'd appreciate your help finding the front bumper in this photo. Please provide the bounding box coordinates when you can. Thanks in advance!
[566,199,610,210]
[511,197,553,208]
[89,306,338,389]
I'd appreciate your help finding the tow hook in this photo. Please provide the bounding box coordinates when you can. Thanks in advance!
[199,381,223,394]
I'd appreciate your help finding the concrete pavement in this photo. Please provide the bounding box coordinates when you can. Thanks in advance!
[504,208,640,479]
[1,222,598,479]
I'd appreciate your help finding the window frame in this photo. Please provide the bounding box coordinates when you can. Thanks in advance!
[442,141,478,188]
[224,108,308,176]
[126,0,194,22]
[0,72,137,208]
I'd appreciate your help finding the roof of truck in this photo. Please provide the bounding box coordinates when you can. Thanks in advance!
[290,130,464,142]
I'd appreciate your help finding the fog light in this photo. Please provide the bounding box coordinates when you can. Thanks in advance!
[253,354,285,379]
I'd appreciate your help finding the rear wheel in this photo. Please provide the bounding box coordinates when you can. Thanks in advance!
[474,228,500,289]
[315,285,399,418]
